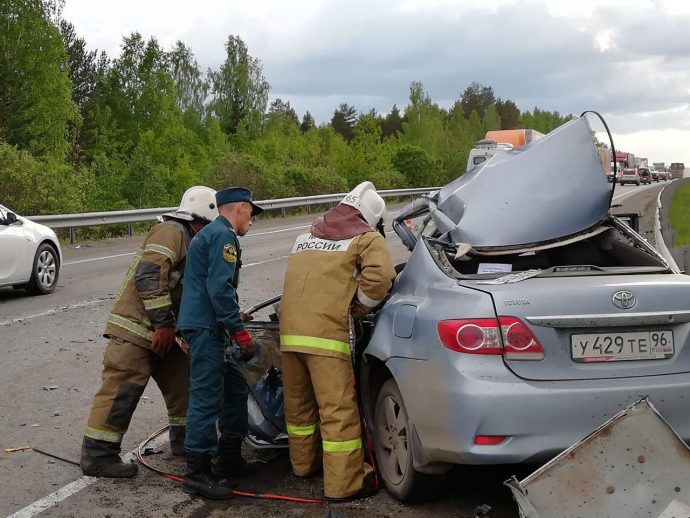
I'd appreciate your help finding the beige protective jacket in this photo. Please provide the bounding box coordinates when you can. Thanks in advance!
[104,219,191,350]
[279,206,396,361]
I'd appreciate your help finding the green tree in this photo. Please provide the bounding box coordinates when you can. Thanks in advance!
[208,35,270,140]
[482,104,502,132]
[269,98,299,126]
[460,82,496,118]
[300,111,316,133]
[166,41,208,122]
[330,103,357,143]
[381,104,403,140]
[391,144,443,187]
[400,82,445,158]
[496,98,520,129]
[0,0,78,159]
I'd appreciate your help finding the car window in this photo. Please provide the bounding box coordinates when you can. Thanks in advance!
[0,205,6,224]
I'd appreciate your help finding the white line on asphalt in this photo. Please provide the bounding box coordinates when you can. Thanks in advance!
[243,255,289,267]
[7,434,169,518]
[64,252,135,266]
[246,224,310,237]
[0,298,106,327]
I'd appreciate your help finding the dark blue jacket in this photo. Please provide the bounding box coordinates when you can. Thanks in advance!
[177,215,244,334]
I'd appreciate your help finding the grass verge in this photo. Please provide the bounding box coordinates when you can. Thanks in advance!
[669,182,690,246]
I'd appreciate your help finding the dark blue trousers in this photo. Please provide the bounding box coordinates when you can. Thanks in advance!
[183,327,248,455]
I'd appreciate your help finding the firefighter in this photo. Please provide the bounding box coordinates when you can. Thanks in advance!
[80,186,218,478]
[279,181,396,501]
[177,187,263,500]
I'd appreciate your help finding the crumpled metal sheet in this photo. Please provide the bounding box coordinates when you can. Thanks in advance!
[505,398,690,518]
[435,116,611,249]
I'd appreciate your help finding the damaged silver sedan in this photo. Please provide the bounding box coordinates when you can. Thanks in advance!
[360,115,690,501]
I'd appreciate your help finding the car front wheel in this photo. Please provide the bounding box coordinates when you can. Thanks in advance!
[26,243,59,295]
[373,378,440,501]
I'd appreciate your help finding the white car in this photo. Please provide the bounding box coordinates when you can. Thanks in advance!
[0,204,62,294]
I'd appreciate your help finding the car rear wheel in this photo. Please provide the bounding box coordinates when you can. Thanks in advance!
[373,378,440,501]
[26,243,59,295]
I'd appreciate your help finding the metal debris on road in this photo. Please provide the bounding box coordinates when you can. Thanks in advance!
[42,385,60,390]
[506,397,690,518]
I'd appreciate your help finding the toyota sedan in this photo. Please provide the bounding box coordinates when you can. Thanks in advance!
[361,116,690,501]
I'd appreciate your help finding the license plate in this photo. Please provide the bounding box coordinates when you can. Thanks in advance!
[571,331,674,362]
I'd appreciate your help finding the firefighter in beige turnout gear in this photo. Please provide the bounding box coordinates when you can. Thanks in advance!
[280,182,396,500]
[80,186,218,478]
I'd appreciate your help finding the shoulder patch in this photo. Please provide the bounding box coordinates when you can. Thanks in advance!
[222,243,237,263]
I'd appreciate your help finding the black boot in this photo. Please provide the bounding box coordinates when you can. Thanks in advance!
[213,436,257,478]
[168,425,185,457]
[80,437,138,478]
[182,453,235,500]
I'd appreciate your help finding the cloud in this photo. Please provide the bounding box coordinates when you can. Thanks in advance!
[62,0,690,164]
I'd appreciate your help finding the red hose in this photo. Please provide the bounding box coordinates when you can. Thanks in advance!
[136,426,328,504]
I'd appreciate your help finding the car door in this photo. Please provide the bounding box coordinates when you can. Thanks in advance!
[0,205,33,286]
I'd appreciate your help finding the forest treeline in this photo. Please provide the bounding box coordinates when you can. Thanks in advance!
[0,0,573,216]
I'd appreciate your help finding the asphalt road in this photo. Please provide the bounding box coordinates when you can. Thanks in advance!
[0,183,667,518]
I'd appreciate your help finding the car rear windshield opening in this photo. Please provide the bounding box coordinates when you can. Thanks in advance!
[441,226,665,276]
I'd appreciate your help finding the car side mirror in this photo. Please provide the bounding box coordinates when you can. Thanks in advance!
[5,212,19,225]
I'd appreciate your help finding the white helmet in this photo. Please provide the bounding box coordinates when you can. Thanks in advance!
[340,181,386,228]
[164,186,218,223]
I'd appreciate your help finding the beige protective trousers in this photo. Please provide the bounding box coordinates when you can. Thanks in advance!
[282,352,364,498]
[84,336,189,445]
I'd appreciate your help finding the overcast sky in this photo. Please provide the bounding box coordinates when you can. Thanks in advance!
[62,0,690,166]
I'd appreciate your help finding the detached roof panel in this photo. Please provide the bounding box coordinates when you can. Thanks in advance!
[434,117,612,249]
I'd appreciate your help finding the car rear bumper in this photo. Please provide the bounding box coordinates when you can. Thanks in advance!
[390,354,690,466]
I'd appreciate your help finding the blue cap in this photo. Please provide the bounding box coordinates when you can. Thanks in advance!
[215,187,264,216]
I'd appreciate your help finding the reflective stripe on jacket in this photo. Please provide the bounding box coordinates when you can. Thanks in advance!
[104,220,191,350]
[279,230,395,360]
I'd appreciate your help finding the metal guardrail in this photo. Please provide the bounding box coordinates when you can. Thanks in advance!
[29,188,437,243]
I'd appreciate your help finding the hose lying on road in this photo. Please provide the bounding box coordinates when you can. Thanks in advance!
[136,425,331,504]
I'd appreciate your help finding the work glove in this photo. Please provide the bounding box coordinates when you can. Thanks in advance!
[151,327,178,356]
[233,329,256,362]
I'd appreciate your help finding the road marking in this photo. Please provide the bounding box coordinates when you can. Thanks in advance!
[246,224,311,237]
[243,255,289,267]
[0,298,106,326]
[64,252,135,266]
[7,434,169,518]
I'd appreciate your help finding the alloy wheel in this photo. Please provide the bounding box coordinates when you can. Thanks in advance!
[37,249,57,288]
[376,394,409,485]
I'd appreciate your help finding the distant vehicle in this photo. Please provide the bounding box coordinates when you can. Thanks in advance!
[653,162,666,172]
[670,163,685,179]
[615,151,637,169]
[638,167,652,184]
[639,157,649,168]
[0,204,62,294]
[619,168,640,186]
[466,129,545,173]
[666,171,674,181]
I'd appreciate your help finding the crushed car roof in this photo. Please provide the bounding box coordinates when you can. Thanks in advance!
[433,116,612,249]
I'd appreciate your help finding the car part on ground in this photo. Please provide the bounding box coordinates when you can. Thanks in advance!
[506,398,690,518]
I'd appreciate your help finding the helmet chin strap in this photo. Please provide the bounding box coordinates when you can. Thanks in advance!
[376,218,385,237]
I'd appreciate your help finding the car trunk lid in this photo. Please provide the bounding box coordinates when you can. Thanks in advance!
[462,274,690,380]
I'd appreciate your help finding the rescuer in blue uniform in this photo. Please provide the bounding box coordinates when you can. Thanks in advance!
[177,187,264,500]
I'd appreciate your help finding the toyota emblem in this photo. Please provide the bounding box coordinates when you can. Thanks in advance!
[612,290,637,310]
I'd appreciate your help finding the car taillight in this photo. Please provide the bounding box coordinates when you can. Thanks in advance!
[499,316,545,360]
[437,317,544,360]
[437,319,502,355]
